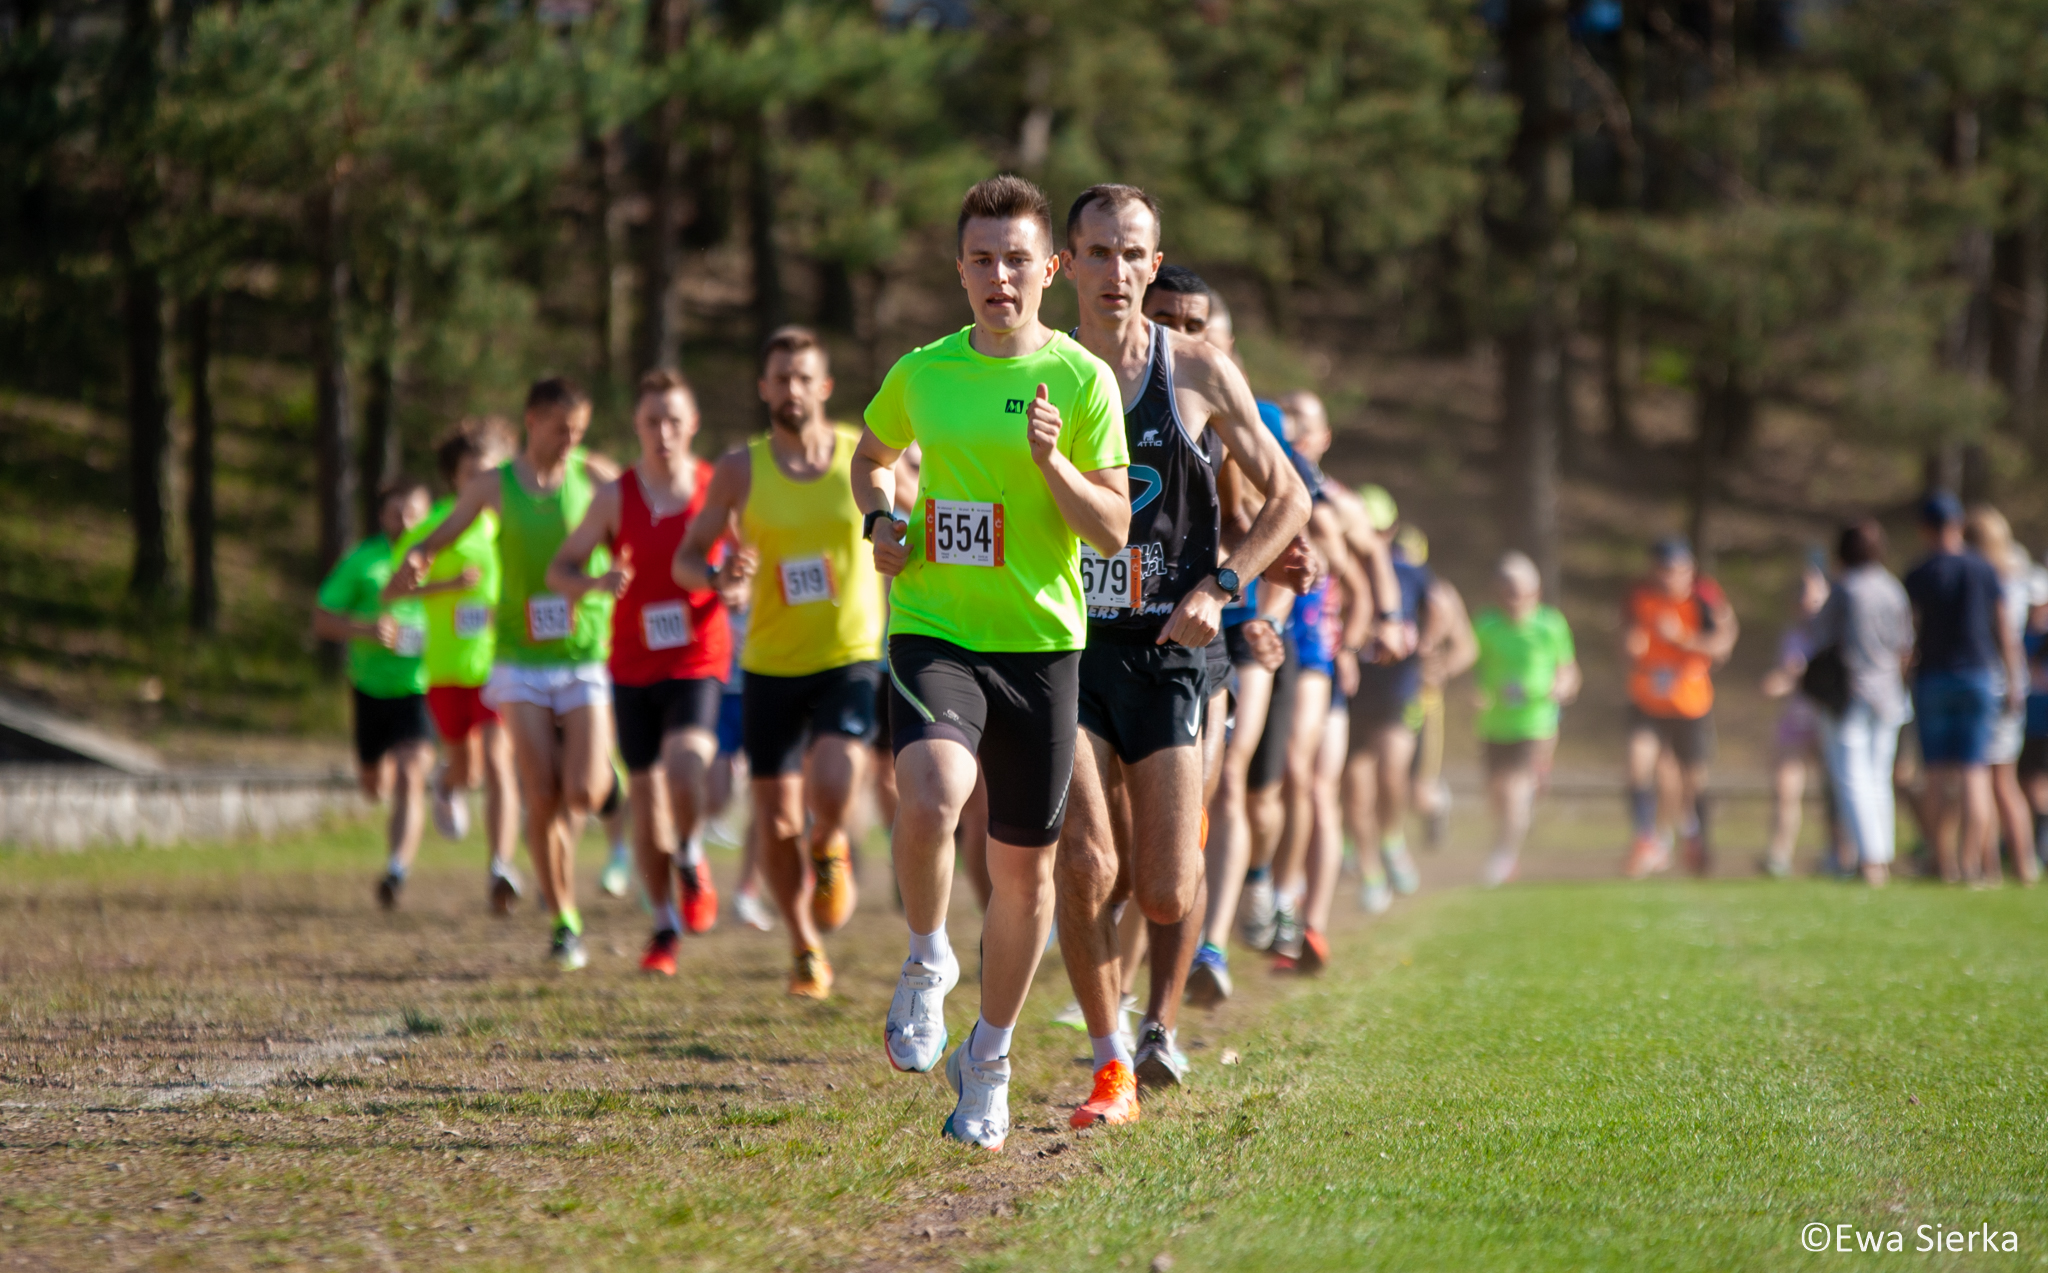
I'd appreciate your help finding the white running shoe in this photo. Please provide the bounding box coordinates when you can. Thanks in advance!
[884,953,959,1073]
[1482,847,1519,888]
[941,1044,1010,1151]
[1238,873,1278,950]
[1383,842,1421,896]
[1360,876,1394,916]
[734,888,774,932]
[430,766,469,842]
[1133,1020,1189,1089]
[599,846,632,898]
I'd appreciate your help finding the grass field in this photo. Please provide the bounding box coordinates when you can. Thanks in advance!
[5,808,2047,1271]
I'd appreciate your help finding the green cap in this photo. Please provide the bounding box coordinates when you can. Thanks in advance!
[1356,483,1398,532]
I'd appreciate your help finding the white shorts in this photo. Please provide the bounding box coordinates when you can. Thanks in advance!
[484,662,612,716]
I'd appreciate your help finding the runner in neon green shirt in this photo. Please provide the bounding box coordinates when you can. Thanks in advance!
[849,175,1131,1152]
[313,479,436,911]
[1470,551,1580,887]
[388,419,524,914]
[392,379,623,973]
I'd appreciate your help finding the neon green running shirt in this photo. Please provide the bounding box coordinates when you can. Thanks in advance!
[315,534,428,699]
[864,327,1127,652]
[1472,604,1576,742]
[495,451,612,666]
[394,497,499,689]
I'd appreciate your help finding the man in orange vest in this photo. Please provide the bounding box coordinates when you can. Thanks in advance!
[1623,536,1739,876]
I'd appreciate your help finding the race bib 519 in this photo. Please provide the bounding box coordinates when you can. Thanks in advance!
[779,555,834,606]
[1079,543,1142,610]
[641,600,692,651]
[453,602,491,640]
[526,593,572,643]
[926,498,1002,567]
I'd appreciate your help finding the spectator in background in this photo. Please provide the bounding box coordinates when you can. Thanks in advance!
[1903,493,2024,883]
[1758,555,1839,878]
[1963,506,2042,885]
[1810,520,1914,887]
[1622,537,1738,877]
[2017,556,2048,870]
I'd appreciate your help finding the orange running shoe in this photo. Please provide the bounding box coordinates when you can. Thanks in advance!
[788,947,833,1000]
[679,857,719,934]
[1623,835,1669,879]
[1297,928,1329,975]
[1071,1059,1140,1129]
[640,929,679,976]
[810,832,857,932]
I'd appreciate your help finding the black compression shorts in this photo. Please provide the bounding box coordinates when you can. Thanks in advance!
[742,660,884,777]
[888,634,1081,848]
[1244,636,1300,791]
[352,689,430,767]
[1077,632,1208,765]
[613,677,722,771]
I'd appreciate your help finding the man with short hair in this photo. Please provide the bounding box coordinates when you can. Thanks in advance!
[1054,184,1311,1123]
[676,326,888,998]
[393,378,622,971]
[388,419,525,913]
[1622,536,1739,878]
[853,174,1131,1152]
[1473,552,1579,886]
[1905,492,2024,882]
[549,370,731,976]
[316,477,437,909]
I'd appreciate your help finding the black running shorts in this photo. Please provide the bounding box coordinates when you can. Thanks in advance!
[887,634,1081,848]
[1627,705,1716,767]
[1348,667,1418,744]
[1244,635,1300,791]
[742,660,884,777]
[1077,631,1208,765]
[613,677,722,771]
[352,689,430,768]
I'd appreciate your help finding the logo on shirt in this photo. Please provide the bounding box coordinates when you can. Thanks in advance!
[1135,427,1163,448]
[1128,465,1163,514]
[1005,398,1027,414]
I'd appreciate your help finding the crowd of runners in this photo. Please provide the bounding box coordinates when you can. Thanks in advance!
[312,174,1803,1151]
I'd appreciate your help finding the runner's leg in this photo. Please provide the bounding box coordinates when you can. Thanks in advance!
[958,768,992,912]
[505,702,567,915]
[1301,703,1349,936]
[755,773,824,957]
[555,700,615,917]
[387,738,434,876]
[1054,732,1126,1045]
[481,721,519,871]
[1125,742,1205,1032]
[1202,661,1275,949]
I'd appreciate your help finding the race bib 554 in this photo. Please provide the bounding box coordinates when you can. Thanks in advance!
[926,498,1003,567]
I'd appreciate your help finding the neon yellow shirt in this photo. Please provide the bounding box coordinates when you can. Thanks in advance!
[864,327,1127,653]
[394,497,499,689]
[740,425,884,676]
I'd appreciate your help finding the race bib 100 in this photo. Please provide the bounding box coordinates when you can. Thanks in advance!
[453,602,491,640]
[526,593,572,643]
[926,498,1003,567]
[641,600,692,651]
[394,623,426,658]
[1079,543,1142,610]
[779,555,834,606]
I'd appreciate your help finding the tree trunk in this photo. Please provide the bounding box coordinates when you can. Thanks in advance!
[183,291,218,633]
[1494,0,1573,599]
[817,258,856,332]
[638,0,688,375]
[1944,105,1995,380]
[114,0,170,603]
[1992,220,2045,441]
[1555,280,1581,474]
[359,263,406,529]
[591,128,630,403]
[1603,0,1645,451]
[1687,364,1750,567]
[748,117,786,351]
[309,180,355,630]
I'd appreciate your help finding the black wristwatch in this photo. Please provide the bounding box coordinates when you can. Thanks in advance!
[1214,567,1242,603]
[1376,608,1399,623]
[862,509,899,542]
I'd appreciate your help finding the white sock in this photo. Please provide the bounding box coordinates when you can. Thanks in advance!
[677,831,705,869]
[1090,1031,1132,1069]
[908,925,952,968]
[608,839,629,861]
[656,902,682,935]
[489,858,511,879]
[385,853,405,879]
[970,1016,1013,1063]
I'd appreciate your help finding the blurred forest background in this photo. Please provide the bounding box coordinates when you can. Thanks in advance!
[4,0,2048,764]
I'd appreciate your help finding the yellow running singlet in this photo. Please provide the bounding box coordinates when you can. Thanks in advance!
[740,425,884,677]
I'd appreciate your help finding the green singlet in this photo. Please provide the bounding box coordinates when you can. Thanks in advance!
[494,449,612,667]
[1472,604,1575,743]
[863,327,1127,653]
[394,497,499,689]
[315,534,427,699]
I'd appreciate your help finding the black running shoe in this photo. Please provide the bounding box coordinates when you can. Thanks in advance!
[377,872,403,910]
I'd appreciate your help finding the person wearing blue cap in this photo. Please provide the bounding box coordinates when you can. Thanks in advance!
[1904,492,2025,882]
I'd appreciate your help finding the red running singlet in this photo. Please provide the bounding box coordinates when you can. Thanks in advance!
[607,462,730,687]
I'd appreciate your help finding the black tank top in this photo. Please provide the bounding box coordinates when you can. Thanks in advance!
[1089,322,1223,637]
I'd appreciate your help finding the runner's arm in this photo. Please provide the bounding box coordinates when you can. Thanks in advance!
[385,469,497,601]
[1024,385,1129,558]
[312,607,393,647]
[544,482,627,600]
[674,449,757,609]
[1554,658,1583,705]
[1327,489,1406,658]
[388,571,481,600]
[851,428,911,576]
[1997,595,2026,713]
[1187,340,1310,582]
[1700,596,1740,663]
[584,451,622,484]
[1428,581,1478,682]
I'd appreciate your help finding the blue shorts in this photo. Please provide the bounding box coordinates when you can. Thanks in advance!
[716,687,745,757]
[1913,668,2000,766]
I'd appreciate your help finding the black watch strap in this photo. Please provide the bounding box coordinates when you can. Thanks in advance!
[862,509,894,541]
